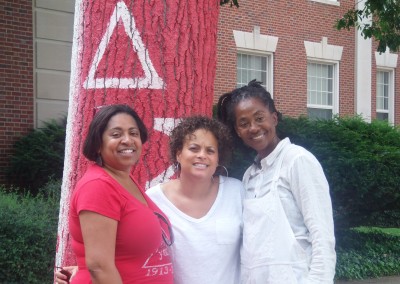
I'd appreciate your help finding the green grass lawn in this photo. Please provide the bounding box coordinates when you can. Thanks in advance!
[355,226,400,236]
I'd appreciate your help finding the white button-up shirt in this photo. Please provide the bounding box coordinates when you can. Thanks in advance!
[242,138,336,283]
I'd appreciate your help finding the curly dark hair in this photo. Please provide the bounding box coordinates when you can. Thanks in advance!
[217,79,281,140]
[169,116,233,175]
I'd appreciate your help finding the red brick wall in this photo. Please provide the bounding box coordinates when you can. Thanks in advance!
[215,0,355,118]
[0,0,34,184]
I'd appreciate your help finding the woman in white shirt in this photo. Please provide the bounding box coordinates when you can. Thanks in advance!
[217,79,336,284]
[146,116,244,284]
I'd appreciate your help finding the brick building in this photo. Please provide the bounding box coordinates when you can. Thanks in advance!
[216,0,399,122]
[0,0,399,184]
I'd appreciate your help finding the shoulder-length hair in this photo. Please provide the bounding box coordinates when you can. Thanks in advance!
[83,104,148,162]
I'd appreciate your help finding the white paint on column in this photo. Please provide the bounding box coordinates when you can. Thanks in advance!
[146,117,182,188]
[55,0,85,269]
[153,117,181,136]
[83,1,164,89]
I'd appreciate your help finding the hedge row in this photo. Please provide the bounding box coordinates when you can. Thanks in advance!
[0,180,61,283]
[6,115,400,231]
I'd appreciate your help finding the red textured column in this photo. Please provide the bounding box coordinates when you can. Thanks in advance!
[55,0,220,269]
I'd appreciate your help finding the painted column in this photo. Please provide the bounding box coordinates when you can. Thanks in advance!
[56,0,220,268]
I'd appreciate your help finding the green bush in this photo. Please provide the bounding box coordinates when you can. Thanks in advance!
[7,119,66,194]
[335,229,400,280]
[0,180,61,283]
[277,116,400,231]
[3,111,399,281]
[8,114,399,230]
[227,115,400,231]
[364,210,400,228]
[226,138,256,180]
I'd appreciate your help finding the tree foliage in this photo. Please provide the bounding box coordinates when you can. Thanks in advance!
[336,0,400,53]
[7,119,66,194]
[220,0,239,8]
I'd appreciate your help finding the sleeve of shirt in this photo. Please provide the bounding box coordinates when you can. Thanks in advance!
[75,179,123,221]
[288,150,336,283]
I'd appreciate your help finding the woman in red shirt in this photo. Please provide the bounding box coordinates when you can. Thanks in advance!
[58,104,174,284]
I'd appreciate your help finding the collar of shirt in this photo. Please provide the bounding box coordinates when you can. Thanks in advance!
[252,137,291,171]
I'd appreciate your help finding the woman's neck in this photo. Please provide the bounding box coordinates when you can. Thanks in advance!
[258,135,281,159]
[102,165,131,180]
[163,176,219,218]
[102,165,147,206]
[177,175,217,199]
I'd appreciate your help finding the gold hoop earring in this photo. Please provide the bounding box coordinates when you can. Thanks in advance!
[174,162,181,178]
[215,165,229,177]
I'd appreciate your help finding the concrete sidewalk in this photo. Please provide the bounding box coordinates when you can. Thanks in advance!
[335,275,400,284]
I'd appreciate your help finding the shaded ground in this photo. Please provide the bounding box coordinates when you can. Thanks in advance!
[336,276,400,284]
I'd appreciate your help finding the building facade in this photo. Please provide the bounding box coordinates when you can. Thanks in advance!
[0,0,399,183]
[216,0,399,123]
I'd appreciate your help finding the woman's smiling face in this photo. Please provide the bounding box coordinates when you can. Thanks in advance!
[176,129,219,180]
[99,113,143,172]
[234,97,278,159]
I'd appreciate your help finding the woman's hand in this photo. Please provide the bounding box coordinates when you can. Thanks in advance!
[55,266,78,284]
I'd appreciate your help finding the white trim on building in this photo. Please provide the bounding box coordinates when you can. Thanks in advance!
[375,51,398,124]
[355,0,372,122]
[233,26,278,96]
[304,37,343,119]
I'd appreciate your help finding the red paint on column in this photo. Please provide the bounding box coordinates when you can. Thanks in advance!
[56,0,220,269]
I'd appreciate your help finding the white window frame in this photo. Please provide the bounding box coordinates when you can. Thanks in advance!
[307,60,339,119]
[304,37,343,120]
[376,68,395,123]
[310,0,339,6]
[375,51,398,124]
[233,27,278,96]
[236,51,273,92]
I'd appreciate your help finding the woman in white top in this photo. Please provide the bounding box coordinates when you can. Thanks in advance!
[217,79,336,284]
[147,116,244,284]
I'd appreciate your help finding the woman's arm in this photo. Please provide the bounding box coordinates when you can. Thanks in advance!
[79,210,123,284]
[289,152,336,283]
